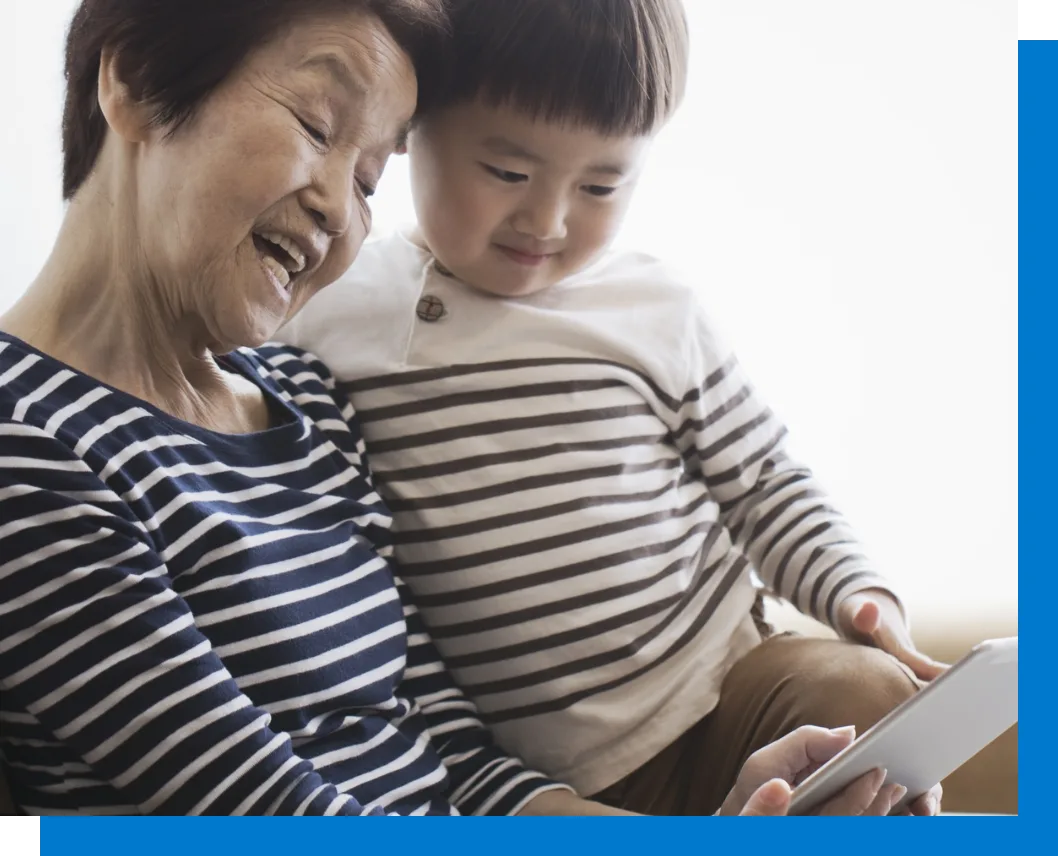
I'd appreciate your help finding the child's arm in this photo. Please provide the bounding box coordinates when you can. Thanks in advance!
[669,304,943,679]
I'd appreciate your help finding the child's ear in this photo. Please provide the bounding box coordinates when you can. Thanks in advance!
[97,46,153,143]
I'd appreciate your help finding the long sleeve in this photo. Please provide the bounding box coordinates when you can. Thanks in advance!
[0,421,370,816]
[285,350,572,817]
[666,305,901,629]
[392,576,571,816]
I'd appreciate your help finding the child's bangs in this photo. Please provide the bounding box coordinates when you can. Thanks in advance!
[432,0,688,136]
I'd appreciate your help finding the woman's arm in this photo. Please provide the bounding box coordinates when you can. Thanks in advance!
[284,347,598,815]
[392,575,577,815]
[0,421,370,816]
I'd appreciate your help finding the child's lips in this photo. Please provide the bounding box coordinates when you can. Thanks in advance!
[495,244,556,267]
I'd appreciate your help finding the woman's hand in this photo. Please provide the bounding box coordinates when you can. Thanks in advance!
[719,725,941,816]
[519,724,942,817]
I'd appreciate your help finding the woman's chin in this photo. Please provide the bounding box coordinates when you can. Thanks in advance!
[207,312,284,353]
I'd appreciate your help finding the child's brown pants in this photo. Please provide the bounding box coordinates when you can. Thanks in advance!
[593,631,921,815]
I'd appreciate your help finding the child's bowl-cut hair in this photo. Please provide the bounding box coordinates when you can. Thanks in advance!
[422,0,689,136]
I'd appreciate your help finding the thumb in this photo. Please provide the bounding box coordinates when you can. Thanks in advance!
[851,598,882,636]
[837,593,870,638]
[740,779,792,816]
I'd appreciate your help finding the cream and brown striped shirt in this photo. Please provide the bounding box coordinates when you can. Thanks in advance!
[278,231,897,795]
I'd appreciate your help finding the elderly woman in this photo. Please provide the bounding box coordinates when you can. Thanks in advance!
[0,0,906,817]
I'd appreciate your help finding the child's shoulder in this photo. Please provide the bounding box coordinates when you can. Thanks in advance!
[553,247,703,321]
[338,228,428,287]
[574,248,691,289]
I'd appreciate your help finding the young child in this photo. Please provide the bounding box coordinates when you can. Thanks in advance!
[279,0,945,815]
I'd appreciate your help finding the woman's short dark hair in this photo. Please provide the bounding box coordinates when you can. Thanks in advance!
[420,0,689,136]
[62,0,448,200]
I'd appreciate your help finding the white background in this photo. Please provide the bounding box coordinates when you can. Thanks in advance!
[2,1,1017,631]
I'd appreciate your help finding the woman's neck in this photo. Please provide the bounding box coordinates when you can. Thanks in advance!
[1,182,266,433]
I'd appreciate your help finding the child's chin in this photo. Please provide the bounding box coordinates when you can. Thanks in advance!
[483,277,551,298]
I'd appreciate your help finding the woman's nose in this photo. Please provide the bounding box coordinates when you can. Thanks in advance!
[301,162,357,238]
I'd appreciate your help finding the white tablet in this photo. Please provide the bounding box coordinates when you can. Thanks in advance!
[788,636,1018,815]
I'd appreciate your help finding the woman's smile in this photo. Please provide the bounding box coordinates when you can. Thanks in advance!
[253,229,309,294]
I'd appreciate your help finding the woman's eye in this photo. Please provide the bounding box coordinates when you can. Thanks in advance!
[483,164,528,184]
[585,184,618,197]
[357,179,377,199]
[298,117,329,145]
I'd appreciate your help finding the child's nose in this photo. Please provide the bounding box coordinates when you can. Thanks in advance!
[513,193,569,242]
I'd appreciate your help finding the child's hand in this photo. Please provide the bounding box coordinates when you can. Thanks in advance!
[836,589,948,681]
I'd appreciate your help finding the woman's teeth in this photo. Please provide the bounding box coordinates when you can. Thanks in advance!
[261,253,292,288]
[254,230,308,288]
[259,230,307,272]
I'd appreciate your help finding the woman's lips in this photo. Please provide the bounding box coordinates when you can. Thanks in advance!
[495,244,555,267]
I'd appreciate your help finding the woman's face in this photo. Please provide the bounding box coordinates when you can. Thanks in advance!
[132,9,417,350]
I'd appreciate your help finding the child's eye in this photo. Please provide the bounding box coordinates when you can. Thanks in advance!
[584,184,618,197]
[483,164,528,184]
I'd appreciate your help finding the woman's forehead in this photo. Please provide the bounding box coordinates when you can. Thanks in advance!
[259,10,414,91]
[249,12,418,143]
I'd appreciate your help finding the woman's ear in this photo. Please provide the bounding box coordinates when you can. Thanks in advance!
[96,46,152,143]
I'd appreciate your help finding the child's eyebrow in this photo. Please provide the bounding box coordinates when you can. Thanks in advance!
[482,136,545,164]
[586,162,628,178]
[482,135,628,177]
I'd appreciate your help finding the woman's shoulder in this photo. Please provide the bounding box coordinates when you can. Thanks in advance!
[0,335,357,472]
[239,342,337,389]
[0,333,115,429]
[0,334,138,507]
[238,344,367,447]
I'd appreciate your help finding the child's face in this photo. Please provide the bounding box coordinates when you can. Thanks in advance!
[407,100,653,297]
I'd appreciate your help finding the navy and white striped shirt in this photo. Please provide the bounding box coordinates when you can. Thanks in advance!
[0,333,562,815]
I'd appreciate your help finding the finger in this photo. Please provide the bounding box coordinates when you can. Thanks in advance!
[861,781,905,817]
[795,727,859,782]
[815,768,886,816]
[836,594,867,638]
[802,725,857,767]
[886,641,949,682]
[837,594,873,640]
[905,651,949,681]
[745,725,856,783]
[869,624,949,681]
[739,779,792,816]
[792,760,826,787]
[885,785,908,816]
[851,599,882,637]
[908,784,943,816]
